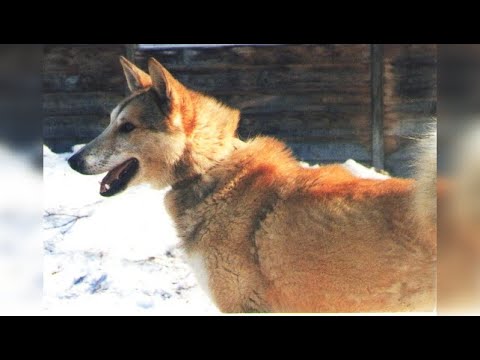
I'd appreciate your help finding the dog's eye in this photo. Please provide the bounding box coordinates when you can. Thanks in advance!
[119,122,135,133]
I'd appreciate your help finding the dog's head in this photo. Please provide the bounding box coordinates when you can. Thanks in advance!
[68,57,240,197]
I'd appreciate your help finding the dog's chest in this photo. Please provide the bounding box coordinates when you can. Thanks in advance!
[187,252,214,301]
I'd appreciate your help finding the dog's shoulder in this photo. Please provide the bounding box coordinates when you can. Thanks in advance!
[232,136,299,169]
[205,136,300,192]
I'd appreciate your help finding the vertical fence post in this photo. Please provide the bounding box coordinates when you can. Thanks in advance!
[371,44,385,170]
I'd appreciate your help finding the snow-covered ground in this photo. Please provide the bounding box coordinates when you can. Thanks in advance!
[43,145,389,315]
[43,145,218,315]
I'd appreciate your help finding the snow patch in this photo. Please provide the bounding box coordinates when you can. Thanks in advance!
[342,159,391,180]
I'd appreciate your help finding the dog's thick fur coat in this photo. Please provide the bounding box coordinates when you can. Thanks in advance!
[69,57,437,313]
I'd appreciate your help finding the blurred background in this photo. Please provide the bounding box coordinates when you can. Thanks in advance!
[438,44,480,314]
[0,45,42,315]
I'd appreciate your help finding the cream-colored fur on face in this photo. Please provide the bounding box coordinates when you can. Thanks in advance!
[73,57,437,313]
[68,92,187,189]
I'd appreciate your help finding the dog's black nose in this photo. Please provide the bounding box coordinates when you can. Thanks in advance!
[68,153,84,172]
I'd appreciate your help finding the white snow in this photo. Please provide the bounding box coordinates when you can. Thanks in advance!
[342,159,391,180]
[43,145,388,315]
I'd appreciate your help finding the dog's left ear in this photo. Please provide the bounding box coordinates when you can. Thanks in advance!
[120,56,152,92]
[148,58,184,104]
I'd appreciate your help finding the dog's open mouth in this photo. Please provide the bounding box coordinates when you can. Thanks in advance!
[100,158,139,197]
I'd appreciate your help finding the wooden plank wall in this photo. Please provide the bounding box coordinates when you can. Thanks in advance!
[43,44,436,177]
[134,44,373,165]
[43,45,126,151]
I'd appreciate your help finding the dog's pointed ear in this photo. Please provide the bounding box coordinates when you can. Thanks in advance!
[120,56,152,92]
[148,58,184,103]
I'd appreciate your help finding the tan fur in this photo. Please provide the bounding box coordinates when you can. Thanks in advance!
[165,137,435,312]
[70,57,437,313]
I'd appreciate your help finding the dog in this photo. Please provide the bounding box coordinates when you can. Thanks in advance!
[68,56,437,313]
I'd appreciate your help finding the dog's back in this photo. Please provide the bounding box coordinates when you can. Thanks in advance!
[166,136,436,312]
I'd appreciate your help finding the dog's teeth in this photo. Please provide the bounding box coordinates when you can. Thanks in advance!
[105,184,110,190]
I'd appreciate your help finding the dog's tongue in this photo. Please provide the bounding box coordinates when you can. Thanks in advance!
[100,159,136,195]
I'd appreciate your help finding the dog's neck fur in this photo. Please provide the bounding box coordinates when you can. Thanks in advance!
[172,92,244,186]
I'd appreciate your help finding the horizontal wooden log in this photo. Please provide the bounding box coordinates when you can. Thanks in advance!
[239,111,371,128]
[238,127,370,142]
[385,100,436,113]
[186,70,369,95]
[135,44,371,67]
[43,72,124,93]
[288,141,371,162]
[384,44,436,62]
[219,94,371,112]
[144,64,371,96]
[44,115,109,139]
[149,62,370,73]
[44,45,126,74]
[43,92,124,116]
[45,64,370,95]
[238,112,371,141]
[42,91,370,119]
